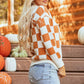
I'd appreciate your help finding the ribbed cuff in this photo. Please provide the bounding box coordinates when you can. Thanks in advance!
[50,54,64,69]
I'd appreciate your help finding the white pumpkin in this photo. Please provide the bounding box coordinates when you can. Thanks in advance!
[78,26,84,44]
[5,34,19,43]
[5,57,16,72]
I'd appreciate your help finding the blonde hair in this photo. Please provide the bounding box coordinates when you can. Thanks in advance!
[18,0,35,50]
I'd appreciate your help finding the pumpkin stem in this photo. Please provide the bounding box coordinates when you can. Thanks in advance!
[18,50,21,53]
[18,46,22,53]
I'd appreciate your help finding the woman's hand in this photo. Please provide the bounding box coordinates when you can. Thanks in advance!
[58,65,66,78]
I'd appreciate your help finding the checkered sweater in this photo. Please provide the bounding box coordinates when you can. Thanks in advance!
[30,5,64,70]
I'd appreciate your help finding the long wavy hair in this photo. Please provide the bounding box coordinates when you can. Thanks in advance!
[18,0,35,50]
[18,0,50,51]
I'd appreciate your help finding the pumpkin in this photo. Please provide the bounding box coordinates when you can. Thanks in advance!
[0,35,11,57]
[5,33,19,43]
[11,46,28,57]
[0,55,5,70]
[78,26,84,44]
[0,72,12,84]
[5,57,16,72]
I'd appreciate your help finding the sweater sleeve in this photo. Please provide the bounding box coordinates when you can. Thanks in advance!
[32,6,64,69]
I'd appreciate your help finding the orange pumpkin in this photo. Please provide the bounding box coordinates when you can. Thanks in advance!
[0,55,5,70]
[0,72,12,84]
[0,35,11,57]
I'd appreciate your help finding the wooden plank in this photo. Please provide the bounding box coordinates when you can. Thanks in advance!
[8,72,29,84]
[11,44,84,58]
[63,58,84,71]
[4,58,83,71]
[16,59,31,71]
[62,45,84,57]
[64,60,84,71]
[6,72,84,84]
[60,72,84,84]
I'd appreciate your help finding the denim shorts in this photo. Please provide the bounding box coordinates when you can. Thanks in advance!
[28,63,60,84]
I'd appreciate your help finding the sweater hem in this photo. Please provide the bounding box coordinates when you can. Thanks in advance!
[30,60,59,70]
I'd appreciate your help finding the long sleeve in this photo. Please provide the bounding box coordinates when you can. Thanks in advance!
[32,6,64,68]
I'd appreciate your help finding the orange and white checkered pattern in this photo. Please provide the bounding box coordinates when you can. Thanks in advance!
[30,6,64,68]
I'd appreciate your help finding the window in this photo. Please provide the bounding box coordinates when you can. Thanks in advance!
[0,0,24,26]
[0,0,25,35]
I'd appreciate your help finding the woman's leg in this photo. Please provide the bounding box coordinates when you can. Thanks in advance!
[28,63,60,84]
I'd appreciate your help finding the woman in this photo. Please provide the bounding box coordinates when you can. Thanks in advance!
[18,0,66,84]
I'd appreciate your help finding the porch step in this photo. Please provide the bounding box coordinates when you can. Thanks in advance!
[3,43,84,84]
[6,72,84,84]
[8,57,84,72]
[11,43,84,58]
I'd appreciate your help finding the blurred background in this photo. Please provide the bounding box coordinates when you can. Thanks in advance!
[0,1,84,84]
[0,0,84,45]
